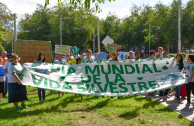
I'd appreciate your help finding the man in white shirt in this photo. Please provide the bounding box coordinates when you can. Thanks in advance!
[83,49,95,63]
[54,53,66,65]
[135,51,140,61]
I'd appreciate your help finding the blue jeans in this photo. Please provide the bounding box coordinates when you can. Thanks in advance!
[38,88,45,101]
[176,86,181,100]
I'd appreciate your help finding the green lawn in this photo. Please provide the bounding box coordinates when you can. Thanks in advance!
[0,87,193,126]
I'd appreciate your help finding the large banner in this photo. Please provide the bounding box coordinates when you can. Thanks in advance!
[55,45,70,55]
[21,58,187,96]
[15,40,52,64]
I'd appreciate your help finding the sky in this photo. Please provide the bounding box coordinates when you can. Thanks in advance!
[0,0,189,20]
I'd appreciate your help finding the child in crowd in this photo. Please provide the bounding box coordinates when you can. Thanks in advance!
[128,51,134,59]
[135,51,140,61]
[8,54,28,111]
[157,49,169,98]
[175,53,185,103]
[83,49,95,63]
[163,51,168,58]
[0,58,5,101]
[34,52,46,102]
[111,52,118,61]
[106,52,110,61]
[68,53,76,65]
[74,58,83,100]
[148,50,156,96]
[150,50,156,59]
[186,55,194,106]
[54,53,66,65]
[156,47,164,58]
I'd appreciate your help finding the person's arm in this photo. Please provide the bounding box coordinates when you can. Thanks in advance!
[12,73,23,85]
[190,70,194,82]
[86,59,90,63]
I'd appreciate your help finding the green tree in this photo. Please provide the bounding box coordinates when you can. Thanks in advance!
[182,0,194,50]
[18,5,97,51]
[45,0,115,12]
[0,2,13,52]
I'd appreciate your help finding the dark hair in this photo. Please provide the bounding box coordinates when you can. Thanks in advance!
[76,58,81,64]
[10,54,19,61]
[176,53,183,70]
[188,55,194,63]
[150,50,156,56]
[112,56,118,61]
[7,53,14,59]
[135,51,140,56]
[37,52,46,62]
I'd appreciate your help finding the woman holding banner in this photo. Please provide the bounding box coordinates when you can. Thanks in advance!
[175,53,185,103]
[156,47,164,59]
[8,54,28,111]
[186,55,194,106]
[74,58,84,100]
[174,54,187,100]
[34,52,46,103]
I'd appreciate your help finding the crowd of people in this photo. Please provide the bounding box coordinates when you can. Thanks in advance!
[0,46,194,111]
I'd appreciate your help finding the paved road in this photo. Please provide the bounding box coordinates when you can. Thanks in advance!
[145,93,194,122]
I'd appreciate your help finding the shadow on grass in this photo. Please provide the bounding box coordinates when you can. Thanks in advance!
[61,98,111,113]
[0,96,111,120]
[133,96,161,109]
[119,96,134,100]
[119,108,140,120]
[0,101,9,106]
[156,107,173,112]
[0,95,75,120]
[86,99,110,111]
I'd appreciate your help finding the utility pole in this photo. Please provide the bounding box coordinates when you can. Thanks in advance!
[12,30,14,53]
[178,0,181,53]
[97,18,100,53]
[149,24,150,56]
[93,28,95,54]
[148,24,160,56]
[158,29,159,46]
[60,15,62,45]
[14,13,17,52]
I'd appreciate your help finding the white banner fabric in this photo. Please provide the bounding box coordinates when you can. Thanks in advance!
[21,58,187,96]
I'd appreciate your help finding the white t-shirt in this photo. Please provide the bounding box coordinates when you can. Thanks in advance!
[156,52,163,58]
[3,61,11,70]
[186,63,194,82]
[91,56,96,61]
[34,60,42,64]
[54,60,66,65]
[7,63,23,83]
[83,56,96,62]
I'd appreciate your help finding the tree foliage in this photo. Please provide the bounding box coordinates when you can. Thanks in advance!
[18,5,97,51]
[0,2,13,52]
[16,0,194,53]
[45,0,115,12]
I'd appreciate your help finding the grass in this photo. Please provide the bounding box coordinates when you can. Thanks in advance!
[0,87,194,126]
